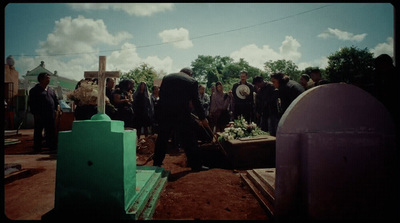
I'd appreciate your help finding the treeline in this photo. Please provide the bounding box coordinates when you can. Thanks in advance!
[121,46,377,94]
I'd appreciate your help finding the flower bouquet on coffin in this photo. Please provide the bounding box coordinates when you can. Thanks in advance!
[218,116,269,142]
[67,80,99,106]
[67,80,99,120]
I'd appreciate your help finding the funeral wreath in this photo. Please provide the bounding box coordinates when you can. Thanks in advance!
[218,116,268,142]
[67,80,98,106]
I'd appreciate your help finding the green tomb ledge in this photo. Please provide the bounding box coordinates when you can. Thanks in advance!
[42,114,169,220]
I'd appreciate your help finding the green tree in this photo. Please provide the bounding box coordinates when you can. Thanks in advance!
[221,58,265,84]
[264,59,301,81]
[191,55,233,88]
[302,66,328,80]
[191,55,265,91]
[120,63,159,91]
[325,46,374,85]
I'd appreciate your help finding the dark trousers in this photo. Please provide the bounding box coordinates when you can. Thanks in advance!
[33,114,57,151]
[268,114,280,137]
[153,118,202,169]
[234,103,253,123]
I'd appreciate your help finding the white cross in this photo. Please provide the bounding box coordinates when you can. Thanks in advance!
[84,56,120,115]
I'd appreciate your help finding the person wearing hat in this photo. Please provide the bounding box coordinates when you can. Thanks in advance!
[153,67,209,172]
[231,70,256,123]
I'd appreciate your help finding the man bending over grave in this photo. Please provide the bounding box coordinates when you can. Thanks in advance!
[153,67,210,172]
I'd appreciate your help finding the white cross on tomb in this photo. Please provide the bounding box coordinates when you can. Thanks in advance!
[84,56,120,115]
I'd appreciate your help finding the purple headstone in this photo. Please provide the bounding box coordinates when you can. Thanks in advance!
[275,83,398,220]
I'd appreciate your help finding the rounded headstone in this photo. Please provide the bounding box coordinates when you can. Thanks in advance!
[278,83,395,134]
[275,83,398,220]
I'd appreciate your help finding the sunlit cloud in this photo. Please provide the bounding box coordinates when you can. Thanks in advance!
[68,3,174,16]
[158,28,194,49]
[318,28,367,42]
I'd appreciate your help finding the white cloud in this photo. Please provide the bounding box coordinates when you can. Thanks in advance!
[230,44,280,69]
[318,28,367,42]
[370,37,394,58]
[298,57,329,70]
[15,54,98,81]
[15,42,174,82]
[68,3,174,16]
[36,16,132,56]
[230,35,302,70]
[279,36,301,61]
[108,42,174,74]
[158,28,193,49]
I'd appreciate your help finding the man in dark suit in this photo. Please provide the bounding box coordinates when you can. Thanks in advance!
[28,72,59,152]
[153,67,209,171]
[231,70,256,123]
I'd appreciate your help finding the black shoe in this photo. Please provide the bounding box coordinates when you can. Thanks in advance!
[191,165,209,172]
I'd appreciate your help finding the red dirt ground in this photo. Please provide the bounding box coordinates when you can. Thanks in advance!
[3,129,269,220]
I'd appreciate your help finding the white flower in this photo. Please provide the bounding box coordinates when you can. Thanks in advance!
[67,80,98,105]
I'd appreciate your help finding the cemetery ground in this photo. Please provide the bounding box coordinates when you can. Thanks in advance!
[3,129,269,220]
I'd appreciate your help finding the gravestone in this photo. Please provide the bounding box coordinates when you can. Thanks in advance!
[43,56,168,220]
[275,83,399,220]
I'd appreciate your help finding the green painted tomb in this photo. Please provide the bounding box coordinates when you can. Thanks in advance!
[42,114,168,220]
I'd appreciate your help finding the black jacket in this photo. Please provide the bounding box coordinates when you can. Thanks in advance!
[28,84,59,118]
[157,72,206,121]
[278,80,304,114]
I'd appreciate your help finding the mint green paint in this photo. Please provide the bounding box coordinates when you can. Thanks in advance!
[91,113,111,121]
[54,118,137,215]
[47,115,170,220]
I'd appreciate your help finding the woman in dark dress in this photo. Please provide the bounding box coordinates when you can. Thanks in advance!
[112,79,134,128]
[132,82,153,138]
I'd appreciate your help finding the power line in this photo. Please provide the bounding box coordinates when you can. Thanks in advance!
[11,4,332,58]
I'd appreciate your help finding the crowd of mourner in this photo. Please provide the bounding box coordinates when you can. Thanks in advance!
[28,53,398,170]
[71,68,319,138]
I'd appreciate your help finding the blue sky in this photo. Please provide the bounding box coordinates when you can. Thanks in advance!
[5,3,394,81]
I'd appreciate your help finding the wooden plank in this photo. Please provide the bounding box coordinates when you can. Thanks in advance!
[4,138,21,145]
[253,168,276,191]
[246,170,275,205]
[240,173,275,218]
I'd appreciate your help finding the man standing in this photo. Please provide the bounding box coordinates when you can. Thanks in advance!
[105,77,115,104]
[309,68,329,87]
[28,72,59,152]
[153,67,209,172]
[198,84,210,117]
[231,70,255,122]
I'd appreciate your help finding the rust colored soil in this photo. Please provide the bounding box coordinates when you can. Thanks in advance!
[3,129,269,220]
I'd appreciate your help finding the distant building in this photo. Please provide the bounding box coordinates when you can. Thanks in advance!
[17,61,78,129]
[22,61,77,100]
